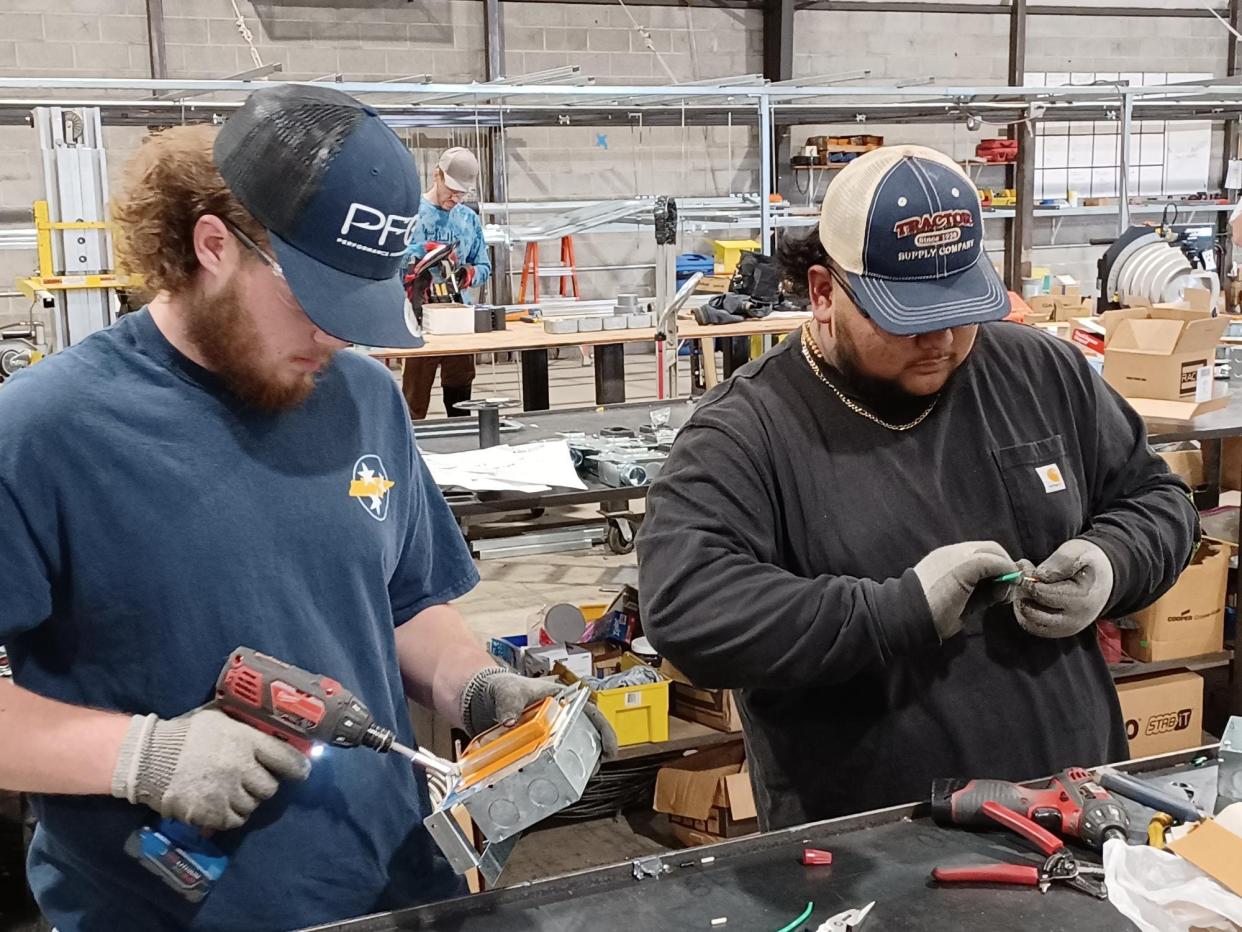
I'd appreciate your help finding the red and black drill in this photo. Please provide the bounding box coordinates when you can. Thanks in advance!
[931,767,1130,851]
[127,648,454,902]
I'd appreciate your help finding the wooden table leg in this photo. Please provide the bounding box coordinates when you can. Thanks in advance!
[699,337,718,389]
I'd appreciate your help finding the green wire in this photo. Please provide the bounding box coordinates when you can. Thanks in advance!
[772,901,814,932]
[993,570,1023,584]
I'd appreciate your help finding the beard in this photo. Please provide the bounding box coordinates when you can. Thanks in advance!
[830,318,931,410]
[184,279,323,411]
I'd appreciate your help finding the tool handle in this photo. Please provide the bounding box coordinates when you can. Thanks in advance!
[933,778,1035,828]
[932,863,1041,886]
[1098,770,1203,825]
[982,800,1064,856]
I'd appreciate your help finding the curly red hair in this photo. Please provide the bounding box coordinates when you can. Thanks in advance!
[111,124,269,296]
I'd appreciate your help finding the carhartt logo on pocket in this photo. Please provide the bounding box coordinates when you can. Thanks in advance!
[1036,463,1066,494]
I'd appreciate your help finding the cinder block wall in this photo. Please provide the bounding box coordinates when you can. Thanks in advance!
[0,0,1235,326]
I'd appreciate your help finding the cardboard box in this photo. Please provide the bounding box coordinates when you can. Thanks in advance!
[1069,317,1106,356]
[654,742,758,844]
[1168,807,1242,897]
[1099,306,1228,419]
[422,304,474,335]
[1101,306,1226,401]
[523,643,592,679]
[1123,542,1229,662]
[1156,446,1205,489]
[1115,671,1203,758]
[661,661,743,733]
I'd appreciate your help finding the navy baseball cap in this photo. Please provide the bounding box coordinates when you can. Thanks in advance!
[214,84,424,348]
[819,145,1010,335]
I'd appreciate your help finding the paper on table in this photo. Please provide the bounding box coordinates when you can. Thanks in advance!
[420,439,588,493]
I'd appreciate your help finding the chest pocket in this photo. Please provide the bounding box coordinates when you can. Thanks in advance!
[992,434,1086,564]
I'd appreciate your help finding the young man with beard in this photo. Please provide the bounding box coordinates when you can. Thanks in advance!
[638,145,1197,831]
[0,85,612,931]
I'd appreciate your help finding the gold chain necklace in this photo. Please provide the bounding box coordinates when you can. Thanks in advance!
[799,323,938,432]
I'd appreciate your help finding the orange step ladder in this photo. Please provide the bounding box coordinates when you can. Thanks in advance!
[518,236,580,303]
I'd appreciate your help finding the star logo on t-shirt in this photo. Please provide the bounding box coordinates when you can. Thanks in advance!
[349,455,395,521]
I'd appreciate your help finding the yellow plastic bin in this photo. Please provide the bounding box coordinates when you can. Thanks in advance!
[556,653,670,747]
[713,239,761,275]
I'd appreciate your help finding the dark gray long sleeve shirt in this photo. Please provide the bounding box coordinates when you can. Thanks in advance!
[638,322,1198,830]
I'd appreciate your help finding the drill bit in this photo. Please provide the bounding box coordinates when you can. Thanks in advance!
[388,740,458,779]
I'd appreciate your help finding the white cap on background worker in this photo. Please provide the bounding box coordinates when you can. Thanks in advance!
[437,147,479,193]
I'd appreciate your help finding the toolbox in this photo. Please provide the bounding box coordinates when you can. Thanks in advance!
[555,653,669,746]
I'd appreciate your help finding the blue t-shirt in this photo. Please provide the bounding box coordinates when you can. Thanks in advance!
[0,310,479,930]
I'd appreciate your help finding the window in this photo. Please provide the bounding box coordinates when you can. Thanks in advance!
[1024,72,1212,201]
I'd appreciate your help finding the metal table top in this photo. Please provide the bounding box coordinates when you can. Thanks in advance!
[416,401,696,516]
[303,749,1218,932]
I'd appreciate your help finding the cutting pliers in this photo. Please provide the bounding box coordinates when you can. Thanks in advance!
[932,800,1108,899]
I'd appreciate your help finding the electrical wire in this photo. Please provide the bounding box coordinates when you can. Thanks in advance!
[772,902,814,932]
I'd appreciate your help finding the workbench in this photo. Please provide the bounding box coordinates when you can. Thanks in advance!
[417,400,694,552]
[372,316,806,410]
[303,747,1219,931]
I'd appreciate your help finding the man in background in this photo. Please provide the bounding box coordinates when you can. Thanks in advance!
[402,147,492,418]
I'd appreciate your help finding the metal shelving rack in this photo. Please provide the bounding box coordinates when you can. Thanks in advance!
[4,75,1242,282]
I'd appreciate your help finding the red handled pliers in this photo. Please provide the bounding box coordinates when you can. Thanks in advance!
[932,800,1108,899]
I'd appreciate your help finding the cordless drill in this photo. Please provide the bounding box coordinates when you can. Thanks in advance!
[127,648,452,902]
[931,767,1130,851]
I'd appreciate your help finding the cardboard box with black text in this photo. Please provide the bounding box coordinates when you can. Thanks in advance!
[1100,306,1228,420]
[1122,542,1228,662]
[1115,671,1203,758]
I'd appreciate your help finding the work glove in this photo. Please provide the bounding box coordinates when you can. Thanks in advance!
[111,707,310,831]
[460,667,619,759]
[1012,538,1114,639]
[454,265,476,290]
[913,541,1019,641]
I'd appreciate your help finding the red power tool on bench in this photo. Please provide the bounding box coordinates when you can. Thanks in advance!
[931,767,1130,851]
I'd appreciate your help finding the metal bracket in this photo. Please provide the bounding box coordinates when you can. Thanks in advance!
[631,855,671,881]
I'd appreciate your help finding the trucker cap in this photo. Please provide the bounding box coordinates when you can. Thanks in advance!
[213,83,424,349]
[438,147,479,193]
[819,144,1010,335]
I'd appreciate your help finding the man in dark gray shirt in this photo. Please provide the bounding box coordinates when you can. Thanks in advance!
[638,145,1198,830]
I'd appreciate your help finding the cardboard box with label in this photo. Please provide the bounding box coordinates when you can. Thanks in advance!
[653,742,758,847]
[1115,671,1203,758]
[1100,304,1228,420]
[1123,542,1229,662]
[660,661,743,733]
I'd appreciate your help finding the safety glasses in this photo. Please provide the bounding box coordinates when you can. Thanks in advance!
[222,219,286,282]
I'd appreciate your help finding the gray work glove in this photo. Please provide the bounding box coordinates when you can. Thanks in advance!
[111,707,311,831]
[1012,538,1114,639]
[913,541,1019,641]
[461,667,619,759]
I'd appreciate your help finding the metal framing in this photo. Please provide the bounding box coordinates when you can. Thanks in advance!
[1003,0,1031,288]
[1224,0,1241,274]
[144,0,167,81]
